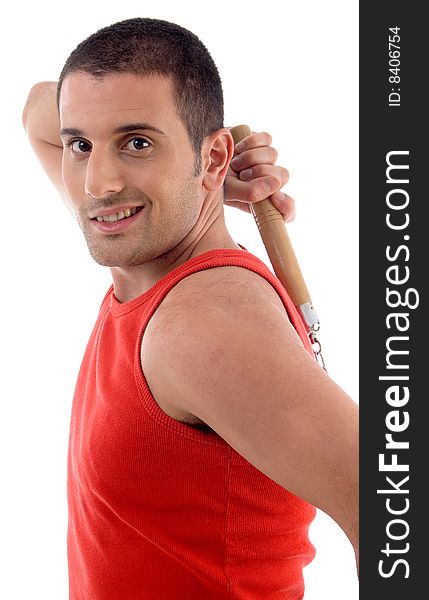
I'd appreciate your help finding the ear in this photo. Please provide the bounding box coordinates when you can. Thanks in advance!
[201,128,234,192]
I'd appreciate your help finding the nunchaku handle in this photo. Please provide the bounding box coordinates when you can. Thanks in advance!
[229,125,320,337]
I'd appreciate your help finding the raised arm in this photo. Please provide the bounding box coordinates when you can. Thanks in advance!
[22,82,72,212]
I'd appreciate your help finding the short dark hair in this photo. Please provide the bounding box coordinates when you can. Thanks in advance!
[57,18,224,170]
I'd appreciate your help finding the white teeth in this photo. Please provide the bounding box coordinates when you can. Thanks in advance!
[95,207,140,222]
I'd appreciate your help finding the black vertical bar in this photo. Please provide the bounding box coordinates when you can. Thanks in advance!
[360,2,426,597]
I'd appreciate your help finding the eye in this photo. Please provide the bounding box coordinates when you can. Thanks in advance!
[124,137,150,151]
[67,139,92,153]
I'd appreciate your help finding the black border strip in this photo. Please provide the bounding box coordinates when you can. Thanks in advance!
[360,2,426,596]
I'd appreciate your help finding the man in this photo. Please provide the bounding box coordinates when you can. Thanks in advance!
[23,17,358,599]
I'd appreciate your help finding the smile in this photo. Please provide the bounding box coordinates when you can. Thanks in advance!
[94,207,142,222]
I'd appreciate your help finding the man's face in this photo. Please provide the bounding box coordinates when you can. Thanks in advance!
[59,72,203,267]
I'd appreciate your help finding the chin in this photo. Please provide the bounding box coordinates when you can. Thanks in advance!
[86,247,156,269]
[84,232,179,268]
[89,254,136,268]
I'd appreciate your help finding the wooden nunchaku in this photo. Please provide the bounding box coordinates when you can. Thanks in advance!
[230,125,325,369]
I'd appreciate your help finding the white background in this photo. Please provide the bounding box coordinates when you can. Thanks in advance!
[0,1,358,598]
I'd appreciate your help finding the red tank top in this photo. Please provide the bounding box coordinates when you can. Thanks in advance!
[67,249,316,599]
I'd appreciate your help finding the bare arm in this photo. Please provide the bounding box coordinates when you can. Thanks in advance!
[22,82,73,212]
[142,267,359,571]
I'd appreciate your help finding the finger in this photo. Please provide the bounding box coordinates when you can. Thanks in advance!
[226,175,282,204]
[270,192,296,222]
[239,164,289,187]
[230,146,279,172]
[233,131,272,154]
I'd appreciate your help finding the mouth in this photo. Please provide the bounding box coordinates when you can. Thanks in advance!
[91,206,144,223]
[89,204,146,234]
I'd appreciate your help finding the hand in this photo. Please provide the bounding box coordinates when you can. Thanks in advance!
[224,131,295,222]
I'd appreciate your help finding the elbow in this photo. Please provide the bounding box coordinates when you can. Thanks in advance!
[22,82,42,133]
[22,81,58,135]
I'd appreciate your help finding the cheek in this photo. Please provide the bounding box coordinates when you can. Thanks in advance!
[62,160,85,200]
[124,163,164,193]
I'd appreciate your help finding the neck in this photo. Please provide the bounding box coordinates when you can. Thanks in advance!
[110,205,240,303]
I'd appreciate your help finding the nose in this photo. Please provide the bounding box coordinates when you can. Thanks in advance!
[84,149,125,199]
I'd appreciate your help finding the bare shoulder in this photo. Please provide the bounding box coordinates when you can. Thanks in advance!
[148,264,292,330]
[141,263,299,427]
[141,263,316,415]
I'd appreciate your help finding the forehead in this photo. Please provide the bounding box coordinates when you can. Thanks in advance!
[59,72,180,131]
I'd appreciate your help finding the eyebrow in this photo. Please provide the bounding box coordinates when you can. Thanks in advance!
[60,123,166,137]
